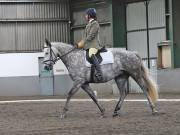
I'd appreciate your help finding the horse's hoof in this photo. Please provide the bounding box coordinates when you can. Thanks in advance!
[60,113,67,119]
[152,110,158,115]
[100,114,106,118]
[112,112,119,118]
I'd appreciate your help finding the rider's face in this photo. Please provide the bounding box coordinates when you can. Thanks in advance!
[85,14,89,22]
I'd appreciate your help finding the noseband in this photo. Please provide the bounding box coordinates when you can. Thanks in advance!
[43,46,59,66]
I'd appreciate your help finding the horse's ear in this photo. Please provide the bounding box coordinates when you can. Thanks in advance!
[45,38,51,47]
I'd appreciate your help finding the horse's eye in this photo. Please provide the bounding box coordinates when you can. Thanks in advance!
[45,52,48,55]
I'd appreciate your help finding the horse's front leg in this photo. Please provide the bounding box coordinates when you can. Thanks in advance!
[61,80,84,119]
[81,83,105,117]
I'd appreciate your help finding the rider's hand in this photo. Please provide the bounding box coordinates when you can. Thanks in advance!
[77,40,85,49]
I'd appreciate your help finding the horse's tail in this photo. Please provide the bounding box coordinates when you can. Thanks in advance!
[141,63,159,103]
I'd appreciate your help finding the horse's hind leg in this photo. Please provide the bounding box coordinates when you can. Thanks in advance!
[81,83,105,117]
[113,75,129,117]
[133,76,158,115]
[61,80,84,119]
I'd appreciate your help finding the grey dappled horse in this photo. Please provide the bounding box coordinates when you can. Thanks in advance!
[43,40,159,118]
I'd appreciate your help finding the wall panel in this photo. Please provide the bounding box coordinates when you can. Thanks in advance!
[0,0,70,52]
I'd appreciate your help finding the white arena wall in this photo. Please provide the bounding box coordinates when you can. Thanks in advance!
[0,53,73,96]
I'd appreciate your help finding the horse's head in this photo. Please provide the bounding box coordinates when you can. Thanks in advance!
[43,39,59,71]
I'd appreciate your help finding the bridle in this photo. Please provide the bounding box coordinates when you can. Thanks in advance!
[43,39,77,66]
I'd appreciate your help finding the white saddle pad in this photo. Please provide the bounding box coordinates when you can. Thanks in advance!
[85,50,114,67]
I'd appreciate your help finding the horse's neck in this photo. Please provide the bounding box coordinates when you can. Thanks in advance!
[52,43,78,67]
[53,42,73,55]
[61,46,73,54]
[61,49,84,70]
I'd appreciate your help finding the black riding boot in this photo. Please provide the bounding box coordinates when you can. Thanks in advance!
[91,54,103,81]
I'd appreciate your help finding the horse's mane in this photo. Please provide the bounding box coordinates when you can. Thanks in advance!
[51,42,73,49]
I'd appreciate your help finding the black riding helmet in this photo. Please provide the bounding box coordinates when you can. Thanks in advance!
[86,8,97,19]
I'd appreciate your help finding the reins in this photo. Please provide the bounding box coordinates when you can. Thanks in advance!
[43,39,77,65]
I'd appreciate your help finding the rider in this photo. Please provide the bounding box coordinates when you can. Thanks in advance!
[77,8,102,81]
